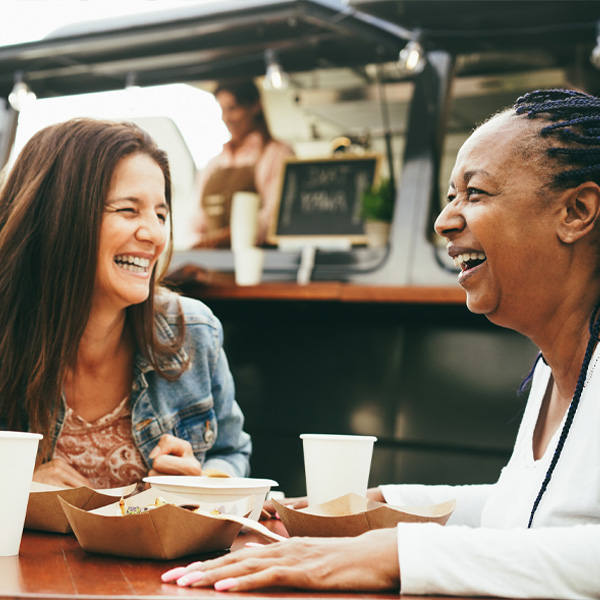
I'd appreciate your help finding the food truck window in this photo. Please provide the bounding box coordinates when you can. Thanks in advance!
[291,68,412,180]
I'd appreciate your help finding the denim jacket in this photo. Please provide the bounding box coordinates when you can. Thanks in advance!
[37,292,251,477]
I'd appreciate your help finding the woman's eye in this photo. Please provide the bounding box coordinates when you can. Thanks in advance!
[467,187,486,200]
[157,213,167,224]
[446,192,456,204]
[116,207,136,214]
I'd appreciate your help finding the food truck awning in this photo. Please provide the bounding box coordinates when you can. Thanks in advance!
[0,0,411,100]
[0,0,598,101]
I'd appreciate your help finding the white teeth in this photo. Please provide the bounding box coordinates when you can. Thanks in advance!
[120,263,147,273]
[453,252,486,267]
[114,255,151,271]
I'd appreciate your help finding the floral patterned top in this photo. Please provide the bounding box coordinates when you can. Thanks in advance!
[53,396,147,489]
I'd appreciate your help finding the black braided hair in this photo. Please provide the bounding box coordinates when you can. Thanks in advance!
[510,89,600,526]
[514,89,600,188]
[527,302,600,527]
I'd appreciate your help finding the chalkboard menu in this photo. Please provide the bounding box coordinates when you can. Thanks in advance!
[268,155,381,245]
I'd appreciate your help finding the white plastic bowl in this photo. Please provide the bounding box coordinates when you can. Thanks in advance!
[143,476,278,521]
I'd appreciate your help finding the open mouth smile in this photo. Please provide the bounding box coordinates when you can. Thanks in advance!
[453,251,486,273]
[114,254,151,274]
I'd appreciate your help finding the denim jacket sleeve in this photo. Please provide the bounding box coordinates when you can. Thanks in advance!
[130,293,251,477]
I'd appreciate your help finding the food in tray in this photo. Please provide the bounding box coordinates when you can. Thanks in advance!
[201,468,231,477]
[118,495,221,516]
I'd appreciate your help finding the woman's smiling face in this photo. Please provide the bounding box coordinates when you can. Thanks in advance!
[94,152,168,313]
[435,112,565,330]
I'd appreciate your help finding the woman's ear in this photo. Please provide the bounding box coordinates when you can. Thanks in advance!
[250,101,261,119]
[557,182,600,244]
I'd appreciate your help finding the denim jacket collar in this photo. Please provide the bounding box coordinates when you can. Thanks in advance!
[133,310,189,377]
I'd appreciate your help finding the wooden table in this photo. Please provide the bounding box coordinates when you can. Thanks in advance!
[1,523,404,600]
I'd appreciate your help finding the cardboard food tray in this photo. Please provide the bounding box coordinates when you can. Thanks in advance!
[25,482,137,533]
[273,493,456,537]
[58,488,255,560]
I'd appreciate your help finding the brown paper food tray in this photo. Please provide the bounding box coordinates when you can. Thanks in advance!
[25,482,137,533]
[58,488,253,560]
[273,493,456,537]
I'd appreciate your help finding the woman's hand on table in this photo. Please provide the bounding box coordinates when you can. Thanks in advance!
[162,527,400,592]
[147,434,203,476]
[33,458,93,488]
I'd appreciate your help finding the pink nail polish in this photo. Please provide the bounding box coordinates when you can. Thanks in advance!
[161,567,188,582]
[244,542,264,548]
[214,578,238,591]
[177,571,205,586]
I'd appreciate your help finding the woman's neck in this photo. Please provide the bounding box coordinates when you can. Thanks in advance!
[64,308,135,421]
[533,304,597,403]
[76,307,130,369]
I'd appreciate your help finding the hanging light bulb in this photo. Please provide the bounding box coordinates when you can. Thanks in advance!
[263,49,290,91]
[8,72,36,111]
[397,40,426,76]
[124,71,142,111]
[591,23,600,70]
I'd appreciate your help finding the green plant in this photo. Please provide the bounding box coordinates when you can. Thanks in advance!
[360,178,395,223]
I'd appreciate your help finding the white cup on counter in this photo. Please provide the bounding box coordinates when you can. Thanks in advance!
[0,431,43,556]
[230,191,260,250]
[230,191,263,285]
[234,247,265,286]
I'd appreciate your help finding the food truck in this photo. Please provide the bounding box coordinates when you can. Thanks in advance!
[1,0,598,493]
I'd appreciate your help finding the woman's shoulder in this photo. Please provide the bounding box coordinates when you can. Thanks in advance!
[157,289,220,329]
[265,137,294,157]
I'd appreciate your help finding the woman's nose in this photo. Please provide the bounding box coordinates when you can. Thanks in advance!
[434,201,464,239]
[136,214,166,245]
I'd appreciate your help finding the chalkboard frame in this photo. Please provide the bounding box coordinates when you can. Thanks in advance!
[267,154,382,246]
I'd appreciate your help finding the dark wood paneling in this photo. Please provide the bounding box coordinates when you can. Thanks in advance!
[191,294,538,497]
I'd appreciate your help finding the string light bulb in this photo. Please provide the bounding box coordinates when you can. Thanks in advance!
[8,72,36,111]
[591,23,600,70]
[397,40,426,76]
[263,49,290,91]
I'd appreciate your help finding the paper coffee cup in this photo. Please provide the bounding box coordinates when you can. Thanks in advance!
[300,433,377,506]
[230,191,260,249]
[234,247,264,286]
[0,432,42,556]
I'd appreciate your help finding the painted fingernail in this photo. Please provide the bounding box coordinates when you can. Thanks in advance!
[177,571,205,586]
[161,567,187,582]
[214,578,238,591]
[245,542,264,548]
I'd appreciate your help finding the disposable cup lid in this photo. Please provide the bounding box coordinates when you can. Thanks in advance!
[300,434,377,442]
[0,432,43,440]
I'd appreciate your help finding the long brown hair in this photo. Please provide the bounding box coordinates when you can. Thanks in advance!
[0,118,187,456]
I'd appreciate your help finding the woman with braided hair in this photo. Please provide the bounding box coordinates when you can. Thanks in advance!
[163,88,600,598]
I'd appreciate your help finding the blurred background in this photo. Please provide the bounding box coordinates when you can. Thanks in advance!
[1,0,599,495]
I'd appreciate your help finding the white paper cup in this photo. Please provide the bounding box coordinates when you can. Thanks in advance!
[230,191,260,249]
[0,432,42,556]
[300,433,377,506]
[234,247,264,286]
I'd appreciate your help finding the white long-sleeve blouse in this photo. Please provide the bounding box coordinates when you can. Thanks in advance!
[381,345,600,599]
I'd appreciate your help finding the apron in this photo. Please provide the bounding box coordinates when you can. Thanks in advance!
[199,165,257,248]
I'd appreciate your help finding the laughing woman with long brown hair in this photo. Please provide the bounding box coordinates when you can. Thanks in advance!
[0,118,251,489]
